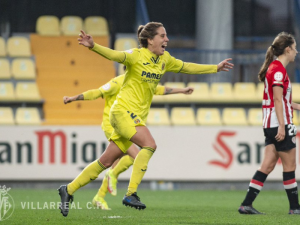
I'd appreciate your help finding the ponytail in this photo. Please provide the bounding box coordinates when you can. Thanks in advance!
[258,46,274,81]
[137,25,144,38]
[258,32,295,81]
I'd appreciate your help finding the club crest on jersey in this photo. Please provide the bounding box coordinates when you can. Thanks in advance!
[274,72,283,81]
[134,119,140,124]
[162,62,165,71]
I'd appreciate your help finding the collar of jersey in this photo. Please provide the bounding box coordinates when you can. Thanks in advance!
[141,48,160,64]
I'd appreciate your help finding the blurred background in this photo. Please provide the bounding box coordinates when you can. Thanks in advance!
[1,0,300,190]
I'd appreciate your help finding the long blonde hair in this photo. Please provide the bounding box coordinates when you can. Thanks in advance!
[258,32,295,81]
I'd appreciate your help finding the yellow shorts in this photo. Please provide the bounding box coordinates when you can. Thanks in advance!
[109,104,145,153]
[101,122,114,140]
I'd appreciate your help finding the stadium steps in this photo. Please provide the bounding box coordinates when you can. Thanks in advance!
[31,34,115,125]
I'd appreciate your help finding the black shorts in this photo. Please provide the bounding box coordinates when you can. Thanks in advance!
[264,124,297,151]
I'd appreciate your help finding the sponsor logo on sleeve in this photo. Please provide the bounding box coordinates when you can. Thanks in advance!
[102,83,111,91]
[274,72,283,81]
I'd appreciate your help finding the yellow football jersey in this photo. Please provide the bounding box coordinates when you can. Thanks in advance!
[116,47,216,121]
[91,44,217,121]
[85,74,165,132]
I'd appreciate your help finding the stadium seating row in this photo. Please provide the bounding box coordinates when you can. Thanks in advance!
[0,107,41,125]
[36,15,108,36]
[0,36,31,57]
[0,35,138,58]
[2,106,297,126]
[0,82,41,101]
[147,107,300,126]
[0,58,36,80]
[152,82,300,103]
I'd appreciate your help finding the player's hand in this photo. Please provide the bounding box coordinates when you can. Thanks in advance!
[183,87,194,95]
[275,125,285,142]
[217,58,234,72]
[78,30,95,48]
[63,96,72,104]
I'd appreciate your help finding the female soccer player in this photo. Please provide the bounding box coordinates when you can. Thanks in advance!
[238,32,300,215]
[63,74,195,210]
[58,22,233,217]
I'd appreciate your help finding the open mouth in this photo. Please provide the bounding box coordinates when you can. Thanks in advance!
[162,44,167,50]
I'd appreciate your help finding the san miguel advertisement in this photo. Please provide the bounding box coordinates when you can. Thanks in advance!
[1,126,300,181]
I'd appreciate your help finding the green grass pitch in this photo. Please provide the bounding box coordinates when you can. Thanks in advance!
[5,188,300,224]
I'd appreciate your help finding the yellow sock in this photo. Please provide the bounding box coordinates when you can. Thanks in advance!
[97,175,108,198]
[67,159,106,195]
[126,147,155,196]
[112,155,134,178]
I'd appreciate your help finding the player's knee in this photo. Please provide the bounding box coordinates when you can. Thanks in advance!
[99,159,113,168]
[260,165,275,174]
[286,163,296,171]
[149,141,157,150]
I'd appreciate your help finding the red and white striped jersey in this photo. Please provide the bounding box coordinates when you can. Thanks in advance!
[262,60,293,128]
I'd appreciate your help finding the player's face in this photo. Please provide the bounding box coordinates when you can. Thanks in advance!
[288,42,298,62]
[148,26,169,56]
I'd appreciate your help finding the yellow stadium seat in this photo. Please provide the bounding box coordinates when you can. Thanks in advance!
[210,83,233,102]
[292,83,300,102]
[293,110,299,126]
[171,107,196,125]
[222,108,248,125]
[0,59,11,79]
[0,82,15,101]
[15,107,41,125]
[7,37,31,57]
[36,15,60,36]
[84,16,108,36]
[256,82,264,102]
[186,82,210,102]
[164,82,186,103]
[197,108,222,125]
[233,82,256,102]
[147,108,170,125]
[0,37,6,56]
[15,82,41,101]
[11,59,36,80]
[0,107,15,125]
[61,16,83,36]
[248,108,262,126]
[114,38,138,51]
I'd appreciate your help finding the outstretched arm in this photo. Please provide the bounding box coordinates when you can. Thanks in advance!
[217,58,234,72]
[63,94,84,104]
[63,89,103,104]
[164,87,194,95]
[78,30,125,63]
[180,58,234,74]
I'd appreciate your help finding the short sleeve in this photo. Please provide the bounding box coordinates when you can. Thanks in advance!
[270,70,285,87]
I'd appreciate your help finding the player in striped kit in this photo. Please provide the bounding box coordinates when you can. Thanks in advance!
[239,32,300,214]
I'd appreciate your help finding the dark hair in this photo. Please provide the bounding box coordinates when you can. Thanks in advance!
[258,32,295,81]
[137,22,164,48]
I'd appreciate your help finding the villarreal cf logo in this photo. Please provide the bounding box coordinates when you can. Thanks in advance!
[162,62,165,71]
[134,119,140,124]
